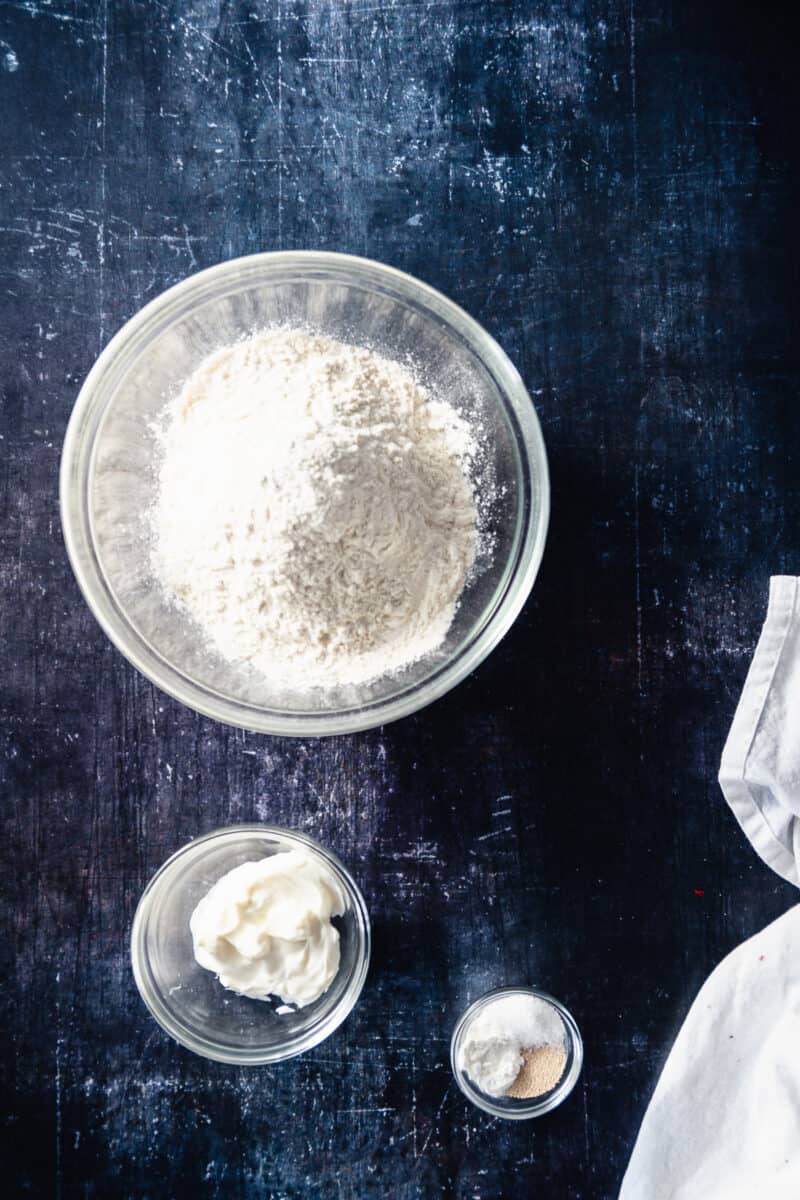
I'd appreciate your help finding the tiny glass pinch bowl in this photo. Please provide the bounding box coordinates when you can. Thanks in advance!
[450,986,583,1120]
[131,825,370,1065]
[59,250,549,736]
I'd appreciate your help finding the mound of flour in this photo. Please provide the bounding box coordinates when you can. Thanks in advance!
[149,328,478,689]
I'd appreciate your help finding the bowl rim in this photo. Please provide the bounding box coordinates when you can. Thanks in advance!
[450,985,584,1119]
[130,823,371,1065]
[60,249,550,735]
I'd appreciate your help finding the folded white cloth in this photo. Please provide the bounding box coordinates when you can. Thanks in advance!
[719,576,800,886]
[620,577,800,1199]
[619,906,800,1199]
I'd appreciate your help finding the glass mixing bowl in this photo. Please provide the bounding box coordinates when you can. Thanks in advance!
[60,251,549,735]
[131,825,370,1064]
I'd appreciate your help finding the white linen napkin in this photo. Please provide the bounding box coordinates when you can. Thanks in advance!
[719,576,800,886]
[620,577,800,1199]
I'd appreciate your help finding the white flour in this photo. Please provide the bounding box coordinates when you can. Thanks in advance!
[149,328,478,689]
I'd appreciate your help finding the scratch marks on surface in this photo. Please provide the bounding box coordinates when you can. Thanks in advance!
[54,969,62,1200]
[150,0,239,64]
[0,206,206,291]
[0,0,90,24]
[392,837,440,863]
[181,223,197,269]
[299,56,358,66]
[475,825,512,842]
[629,0,639,209]
[343,0,478,16]
[419,1083,450,1158]
[97,0,108,346]
[633,457,644,746]
[239,31,277,110]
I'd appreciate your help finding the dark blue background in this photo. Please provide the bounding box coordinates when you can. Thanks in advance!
[2,2,799,1196]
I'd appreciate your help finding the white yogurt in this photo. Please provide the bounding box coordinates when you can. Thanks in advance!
[189,850,346,1007]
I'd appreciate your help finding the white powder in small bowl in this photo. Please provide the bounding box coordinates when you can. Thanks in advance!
[148,328,479,691]
[458,993,566,1097]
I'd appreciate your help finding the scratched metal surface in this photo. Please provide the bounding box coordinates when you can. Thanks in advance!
[2,0,799,1196]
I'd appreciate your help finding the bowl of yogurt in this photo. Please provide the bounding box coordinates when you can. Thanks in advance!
[131,825,370,1064]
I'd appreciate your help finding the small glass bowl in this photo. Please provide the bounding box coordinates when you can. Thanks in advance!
[131,825,370,1065]
[60,250,549,736]
[450,986,583,1119]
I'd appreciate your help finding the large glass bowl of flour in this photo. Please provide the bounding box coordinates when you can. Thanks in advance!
[60,252,549,735]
